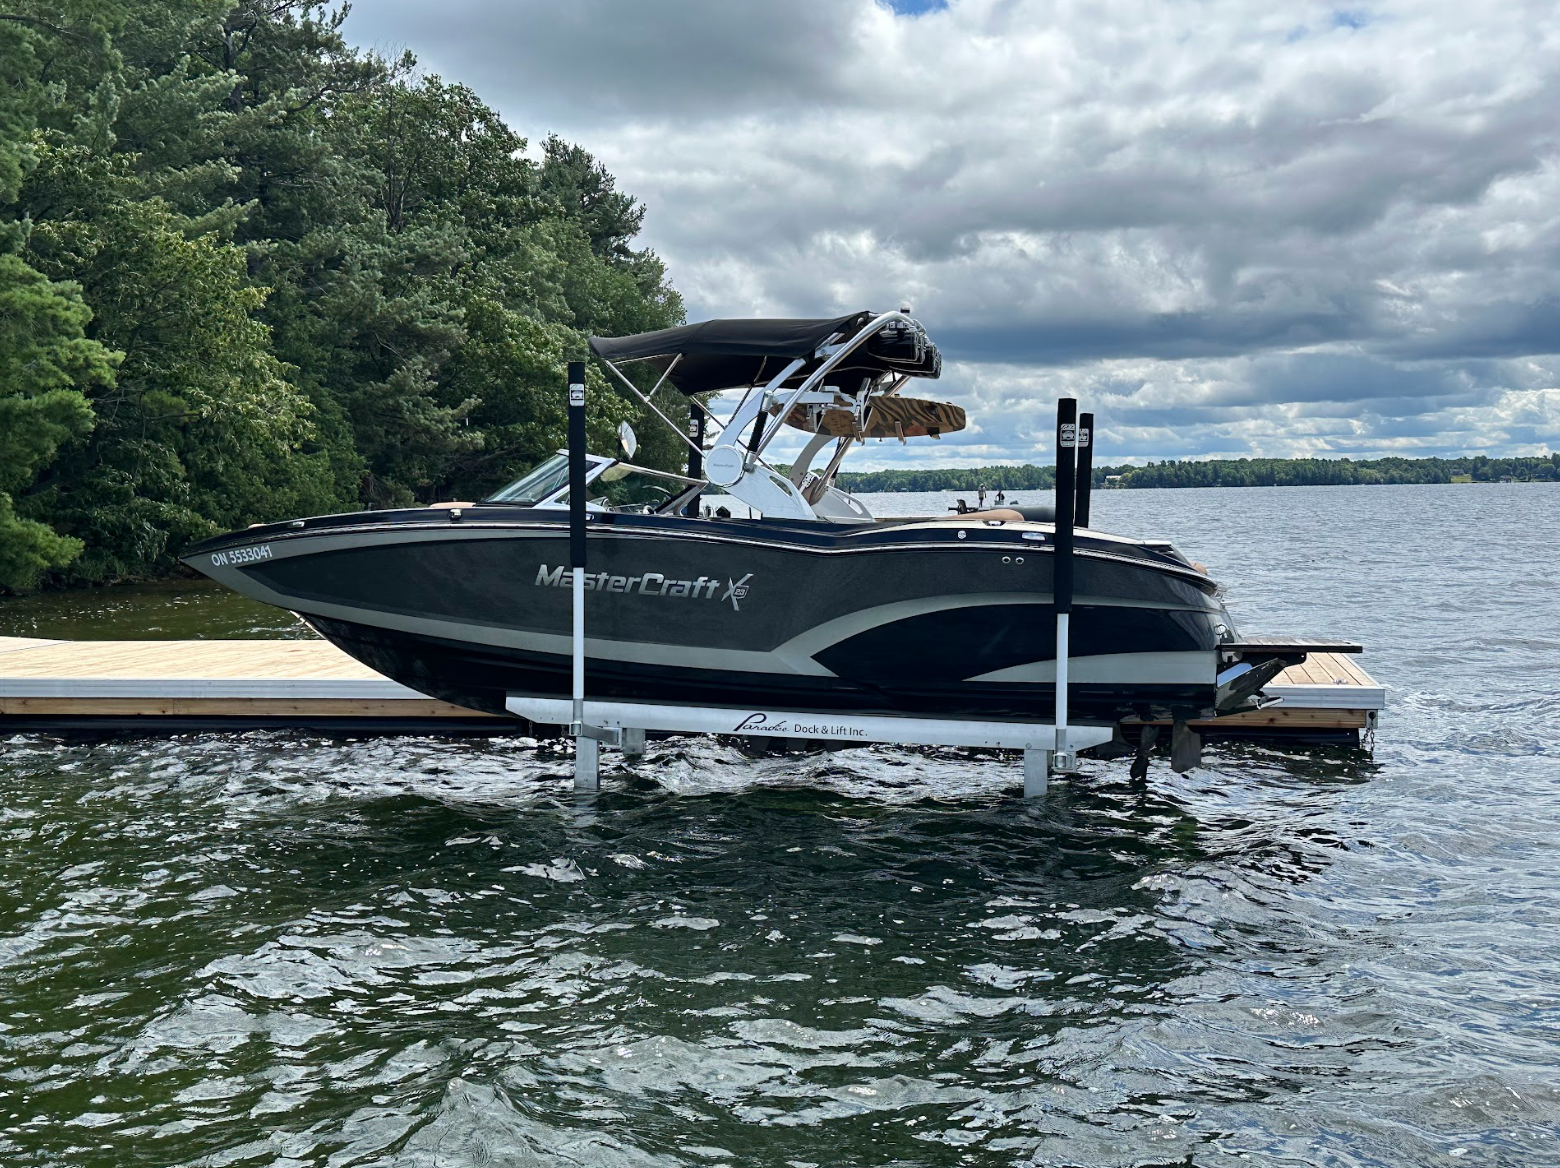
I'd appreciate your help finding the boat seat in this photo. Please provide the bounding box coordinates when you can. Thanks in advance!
[872,508,1030,525]
[926,508,1026,523]
[1009,504,1056,523]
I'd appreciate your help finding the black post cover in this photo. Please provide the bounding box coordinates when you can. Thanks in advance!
[684,403,706,517]
[1075,411,1095,529]
[1054,398,1078,617]
[567,361,587,570]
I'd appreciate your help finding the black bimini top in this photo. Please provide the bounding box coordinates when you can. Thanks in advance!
[589,312,941,394]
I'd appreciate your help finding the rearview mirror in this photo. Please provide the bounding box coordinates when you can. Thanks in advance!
[618,421,638,460]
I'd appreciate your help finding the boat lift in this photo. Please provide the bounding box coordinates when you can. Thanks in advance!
[0,359,1381,750]
[553,362,1111,796]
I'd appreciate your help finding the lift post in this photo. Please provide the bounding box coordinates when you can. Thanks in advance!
[1041,397,1081,791]
[1075,411,1095,530]
[684,402,706,517]
[566,361,621,788]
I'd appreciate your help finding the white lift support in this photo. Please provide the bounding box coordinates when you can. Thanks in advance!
[510,695,1114,795]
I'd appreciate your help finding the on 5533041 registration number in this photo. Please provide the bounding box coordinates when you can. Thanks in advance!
[210,544,273,567]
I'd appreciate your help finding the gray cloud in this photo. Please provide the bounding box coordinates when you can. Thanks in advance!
[347,0,863,122]
[347,0,1560,463]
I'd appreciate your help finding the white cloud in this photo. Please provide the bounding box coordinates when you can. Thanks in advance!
[347,0,1560,461]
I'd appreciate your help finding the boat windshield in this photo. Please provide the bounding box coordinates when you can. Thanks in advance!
[559,464,694,513]
[484,454,571,504]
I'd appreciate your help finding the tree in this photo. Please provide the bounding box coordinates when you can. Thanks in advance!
[18,144,344,579]
[0,256,119,588]
[539,135,647,262]
[0,0,685,588]
[0,3,120,588]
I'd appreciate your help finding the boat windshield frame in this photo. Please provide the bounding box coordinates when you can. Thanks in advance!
[482,453,575,504]
[482,451,701,514]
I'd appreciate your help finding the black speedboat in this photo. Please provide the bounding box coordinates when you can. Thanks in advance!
[183,311,1304,734]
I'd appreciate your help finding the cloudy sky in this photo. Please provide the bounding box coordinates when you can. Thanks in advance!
[346,0,1560,468]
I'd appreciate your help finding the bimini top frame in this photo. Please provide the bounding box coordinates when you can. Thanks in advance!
[589,312,941,394]
[589,311,943,521]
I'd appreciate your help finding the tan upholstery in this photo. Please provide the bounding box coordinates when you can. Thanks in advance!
[783,397,967,439]
[931,507,1025,522]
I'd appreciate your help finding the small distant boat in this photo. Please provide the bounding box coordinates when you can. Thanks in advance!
[183,311,1324,735]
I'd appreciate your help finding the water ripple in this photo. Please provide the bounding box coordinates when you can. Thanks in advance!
[3,485,1560,1166]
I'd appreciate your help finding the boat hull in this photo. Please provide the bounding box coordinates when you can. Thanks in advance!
[183,509,1232,723]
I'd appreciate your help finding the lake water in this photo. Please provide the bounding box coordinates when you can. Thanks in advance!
[2,485,1557,1166]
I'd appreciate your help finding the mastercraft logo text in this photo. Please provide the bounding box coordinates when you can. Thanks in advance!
[535,566,754,611]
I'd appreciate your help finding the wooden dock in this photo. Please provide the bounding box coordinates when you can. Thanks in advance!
[0,636,1384,742]
[1174,649,1383,741]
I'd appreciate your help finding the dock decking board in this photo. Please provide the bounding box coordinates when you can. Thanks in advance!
[0,639,383,680]
[0,637,1383,737]
[0,697,491,718]
[0,637,63,655]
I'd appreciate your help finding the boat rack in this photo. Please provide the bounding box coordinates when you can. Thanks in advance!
[509,694,1115,797]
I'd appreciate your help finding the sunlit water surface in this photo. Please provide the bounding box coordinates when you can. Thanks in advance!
[2,485,1558,1166]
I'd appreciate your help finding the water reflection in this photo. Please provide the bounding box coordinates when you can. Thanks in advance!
[0,575,308,640]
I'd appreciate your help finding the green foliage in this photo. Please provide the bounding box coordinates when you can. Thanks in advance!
[0,3,122,588]
[20,174,347,580]
[839,453,1560,493]
[0,0,683,590]
[538,135,648,262]
[441,299,635,500]
[1104,454,1560,488]
[0,254,118,588]
[838,464,1058,494]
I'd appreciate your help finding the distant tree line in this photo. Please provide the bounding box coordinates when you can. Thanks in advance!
[837,464,1063,493]
[839,453,1560,493]
[0,1,686,591]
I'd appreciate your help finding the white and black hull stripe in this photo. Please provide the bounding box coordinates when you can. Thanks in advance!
[183,508,1236,721]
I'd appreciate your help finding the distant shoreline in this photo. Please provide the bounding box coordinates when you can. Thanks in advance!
[837,453,1559,493]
